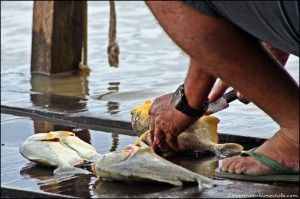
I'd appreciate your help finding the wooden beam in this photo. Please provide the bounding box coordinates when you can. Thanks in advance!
[31,1,85,75]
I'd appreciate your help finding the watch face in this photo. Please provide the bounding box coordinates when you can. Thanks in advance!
[172,85,184,107]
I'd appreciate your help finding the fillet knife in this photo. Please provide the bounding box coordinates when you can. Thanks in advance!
[204,90,249,114]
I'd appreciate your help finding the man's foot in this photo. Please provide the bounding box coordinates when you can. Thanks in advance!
[219,128,299,175]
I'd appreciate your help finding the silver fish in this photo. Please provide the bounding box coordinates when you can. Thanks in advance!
[20,131,100,175]
[49,131,100,160]
[92,144,213,190]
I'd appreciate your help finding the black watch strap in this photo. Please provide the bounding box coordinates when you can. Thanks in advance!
[172,84,206,117]
[176,96,205,117]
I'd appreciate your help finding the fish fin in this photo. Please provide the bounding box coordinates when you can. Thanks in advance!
[144,175,183,186]
[144,100,152,104]
[134,130,149,146]
[54,165,91,176]
[131,101,152,115]
[36,134,60,142]
[202,116,220,143]
[50,131,75,137]
[215,143,244,157]
[195,175,214,190]
[85,153,102,163]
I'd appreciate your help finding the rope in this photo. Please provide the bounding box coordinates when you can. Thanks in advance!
[108,0,119,67]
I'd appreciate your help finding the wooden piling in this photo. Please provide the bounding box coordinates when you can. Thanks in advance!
[31,1,85,75]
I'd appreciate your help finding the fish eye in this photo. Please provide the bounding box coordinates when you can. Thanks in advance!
[134,116,139,122]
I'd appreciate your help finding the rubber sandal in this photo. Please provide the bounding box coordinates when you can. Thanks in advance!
[214,148,299,182]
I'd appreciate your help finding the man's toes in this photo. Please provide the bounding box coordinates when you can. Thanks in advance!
[219,156,239,171]
[237,157,271,175]
[228,159,241,173]
[235,161,248,174]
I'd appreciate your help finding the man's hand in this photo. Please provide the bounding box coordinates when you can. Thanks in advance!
[149,93,196,152]
[149,59,215,153]
[208,80,228,102]
[209,80,249,104]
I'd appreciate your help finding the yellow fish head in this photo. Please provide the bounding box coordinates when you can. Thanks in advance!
[131,100,152,135]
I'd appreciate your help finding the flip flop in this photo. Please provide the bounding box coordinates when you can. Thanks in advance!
[214,148,299,182]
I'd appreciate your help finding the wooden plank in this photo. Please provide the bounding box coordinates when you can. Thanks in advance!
[31,1,85,75]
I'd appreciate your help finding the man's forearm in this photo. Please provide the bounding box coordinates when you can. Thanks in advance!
[262,43,290,66]
[184,59,216,110]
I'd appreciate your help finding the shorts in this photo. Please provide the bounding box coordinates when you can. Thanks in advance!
[184,1,299,56]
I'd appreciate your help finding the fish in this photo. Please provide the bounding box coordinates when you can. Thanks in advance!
[49,131,100,160]
[19,131,101,175]
[92,144,213,189]
[131,100,243,157]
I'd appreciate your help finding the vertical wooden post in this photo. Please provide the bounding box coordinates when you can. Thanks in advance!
[31,1,85,75]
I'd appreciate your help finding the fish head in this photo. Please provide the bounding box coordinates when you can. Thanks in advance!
[131,100,152,135]
[92,145,141,176]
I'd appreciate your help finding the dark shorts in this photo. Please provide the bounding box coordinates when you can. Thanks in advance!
[184,1,299,56]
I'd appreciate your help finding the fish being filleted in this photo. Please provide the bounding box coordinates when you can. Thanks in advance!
[19,131,101,175]
[92,144,213,189]
[131,100,243,157]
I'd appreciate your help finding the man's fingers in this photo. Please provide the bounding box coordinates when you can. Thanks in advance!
[237,92,250,104]
[151,128,164,152]
[153,129,164,147]
[149,117,155,144]
[158,141,169,152]
[208,80,228,102]
[165,133,179,151]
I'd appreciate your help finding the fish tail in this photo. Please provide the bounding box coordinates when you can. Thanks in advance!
[84,153,102,163]
[54,165,90,176]
[195,175,213,191]
[215,143,244,157]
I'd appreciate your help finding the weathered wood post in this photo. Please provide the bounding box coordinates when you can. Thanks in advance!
[31,1,85,75]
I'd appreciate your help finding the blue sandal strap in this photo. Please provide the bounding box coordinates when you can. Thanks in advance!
[240,149,299,175]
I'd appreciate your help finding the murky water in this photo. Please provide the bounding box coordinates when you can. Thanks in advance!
[1,1,299,138]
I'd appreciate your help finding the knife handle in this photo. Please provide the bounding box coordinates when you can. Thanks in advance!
[223,90,238,103]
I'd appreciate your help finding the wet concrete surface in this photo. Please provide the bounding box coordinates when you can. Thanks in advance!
[1,113,299,198]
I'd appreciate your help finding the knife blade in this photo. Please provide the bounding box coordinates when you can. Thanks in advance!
[204,90,244,114]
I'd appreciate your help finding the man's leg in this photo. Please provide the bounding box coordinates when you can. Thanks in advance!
[146,1,299,174]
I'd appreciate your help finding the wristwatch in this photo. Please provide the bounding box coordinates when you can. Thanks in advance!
[171,84,205,117]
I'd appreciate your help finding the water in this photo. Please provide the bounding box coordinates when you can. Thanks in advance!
[1,1,299,139]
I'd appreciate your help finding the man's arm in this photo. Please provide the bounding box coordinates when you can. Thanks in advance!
[149,59,215,152]
[184,59,216,109]
[208,42,290,102]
